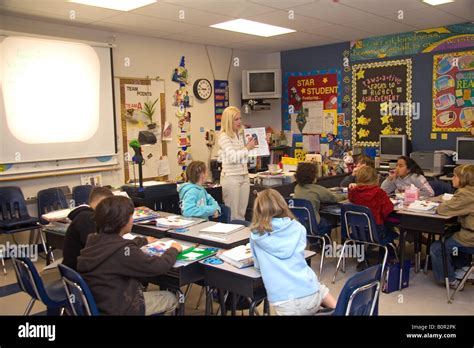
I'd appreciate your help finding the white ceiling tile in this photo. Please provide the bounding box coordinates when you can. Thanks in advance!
[313,23,373,41]
[163,32,229,46]
[132,2,235,26]
[400,7,466,29]
[97,13,200,34]
[248,0,317,10]
[175,26,262,42]
[436,0,474,21]
[274,31,336,45]
[345,17,417,36]
[244,9,333,32]
[163,0,275,17]
[338,0,429,17]
[291,0,379,23]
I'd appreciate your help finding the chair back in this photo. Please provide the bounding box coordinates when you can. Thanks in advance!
[0,186,37,229]
[37,188,69,224]
[217,205,231,223]
[72,185,93,206]
[429,180,453,196]
[334,264,382,316]
[285,198,321,236]
[11,257,52,304]
[58,264,99,316]
[230,219,250,227]
[341,203,381,244]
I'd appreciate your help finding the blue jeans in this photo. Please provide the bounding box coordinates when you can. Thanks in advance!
[429,236,474,282]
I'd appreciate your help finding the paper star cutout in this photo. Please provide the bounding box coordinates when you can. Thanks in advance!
[355,69,365,80]
[301,88,306,94]
[322,77,328,84]
[357,128,370,138]
[381,114,393,125]
[357,102,366,113]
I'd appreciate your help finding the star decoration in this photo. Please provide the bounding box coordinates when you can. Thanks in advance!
[357,102,366,113]
[301,88,306,94]
[322,77,328,84]
[355,68,365,80]
[381,114,393,125]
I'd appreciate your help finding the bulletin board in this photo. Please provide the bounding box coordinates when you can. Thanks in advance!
[119,78,168,183]
[352,59,412,147]
[432,50,474,132]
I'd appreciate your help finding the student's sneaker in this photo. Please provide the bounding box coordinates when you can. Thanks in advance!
[356,259,370,272]
[455,267,474,280]
[449,279,465,291]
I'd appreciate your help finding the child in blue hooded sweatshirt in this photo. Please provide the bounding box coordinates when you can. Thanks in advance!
[249,189,336,315]
[178,161,221,220]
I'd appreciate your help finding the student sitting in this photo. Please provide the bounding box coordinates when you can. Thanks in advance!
[381,156,434,197]
[293,162,345,234]
[430,164,474,289]
[178,161,221,220]
[348,166,395,234]
[62,187,113,270]
[249,189,336,315]
[340,154,375,187]
[77,196,182,315]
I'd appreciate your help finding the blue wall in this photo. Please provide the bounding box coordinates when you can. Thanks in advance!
[281,42,471,152]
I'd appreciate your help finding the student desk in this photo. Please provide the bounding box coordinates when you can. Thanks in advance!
[136,237,218,316]
[201,250,316,316]
[134,219,250,250]
[396,208,457,300]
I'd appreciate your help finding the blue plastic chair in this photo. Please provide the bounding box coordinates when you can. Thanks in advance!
[11,257,68,315]
[217,204,231,223]
[58,264,99,316]
[230,219,250,227]
[37,188,69,225]
[0,186,40,274]
[285,198,332,276]
[333,264,382,315]
[72,185,93,206]
[332,203,398,284]
[429,180,453,196]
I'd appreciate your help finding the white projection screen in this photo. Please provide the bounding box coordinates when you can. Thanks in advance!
[0,35,116,166]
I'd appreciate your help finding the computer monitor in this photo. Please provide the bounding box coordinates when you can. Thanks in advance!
[456,137,474,165]
[379,135,407,161]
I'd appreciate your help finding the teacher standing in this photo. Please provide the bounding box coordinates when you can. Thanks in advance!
[218,106,256,221]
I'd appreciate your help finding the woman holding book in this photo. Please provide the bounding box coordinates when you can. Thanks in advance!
[217,106,256,220]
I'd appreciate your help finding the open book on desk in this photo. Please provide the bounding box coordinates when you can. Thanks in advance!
[155,216,204,229]
[141,239,217,267]
[133,206,160,223]
[406,200,440,214]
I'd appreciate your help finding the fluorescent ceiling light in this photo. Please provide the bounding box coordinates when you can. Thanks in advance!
[69,0,156,11]
[210,19,296,37]
[422,0,454,5]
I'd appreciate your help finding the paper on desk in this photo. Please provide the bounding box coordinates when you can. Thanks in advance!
[43,258,63,271]
[122,233,137,240]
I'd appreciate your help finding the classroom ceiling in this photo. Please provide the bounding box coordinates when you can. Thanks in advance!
[0,0,473,53]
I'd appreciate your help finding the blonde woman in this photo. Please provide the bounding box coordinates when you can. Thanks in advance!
[217,106,256,220]
[249,189,336,315]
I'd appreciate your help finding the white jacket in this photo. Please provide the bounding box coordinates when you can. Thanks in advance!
[217,132,249,176]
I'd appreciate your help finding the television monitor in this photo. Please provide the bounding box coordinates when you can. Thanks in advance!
[456,137,474,165]
[242,69,281,99]
[379,135,407,161]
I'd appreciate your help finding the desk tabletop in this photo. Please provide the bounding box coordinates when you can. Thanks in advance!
[200,250,316,279]
[167,220,250,248]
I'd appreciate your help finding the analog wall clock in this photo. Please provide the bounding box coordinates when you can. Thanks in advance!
[193,78,212,100]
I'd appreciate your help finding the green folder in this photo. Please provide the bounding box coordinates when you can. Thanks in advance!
[176,246,216,262]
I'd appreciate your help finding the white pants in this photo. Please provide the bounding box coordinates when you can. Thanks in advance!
[272,284,330,316]
[221,174,250,221]
[143,290,178,315]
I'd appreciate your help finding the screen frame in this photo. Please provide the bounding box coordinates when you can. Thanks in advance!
[456,136,474,165]
[242,69,281,99]
[379,134,407,161]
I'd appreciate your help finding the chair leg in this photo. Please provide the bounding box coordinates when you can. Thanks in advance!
[39,229,54,264]
[1,254,6,275]
[380,245,389,291]
[319,236,326,277]
[195,286,206,310]
[332,240,350,284]
[24,298,36,316]
[448,265,473,304]
[424,235,433,275]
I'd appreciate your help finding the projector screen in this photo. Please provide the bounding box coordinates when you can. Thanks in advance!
[0,35,116,165]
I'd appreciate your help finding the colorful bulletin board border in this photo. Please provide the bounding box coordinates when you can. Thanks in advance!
[214,80,229,131]
[283,69,342,131]
[352,59,412,147]
[350,22,474,61]
[432,50,474,132]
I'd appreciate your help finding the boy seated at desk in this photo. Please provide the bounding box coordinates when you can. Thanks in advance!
[179,161,221,220]
[77,196,182,315]
[430,164,474,290]
[293,162,345,235]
